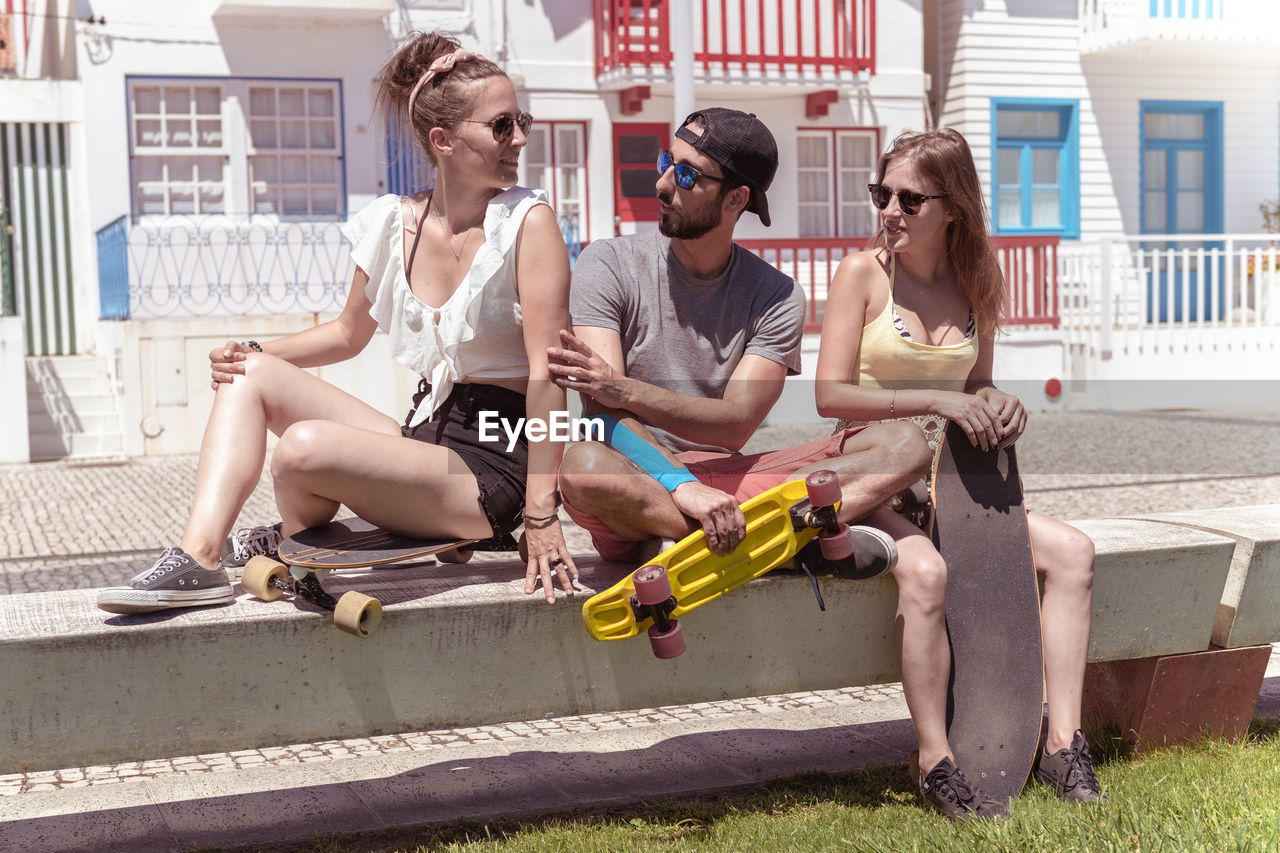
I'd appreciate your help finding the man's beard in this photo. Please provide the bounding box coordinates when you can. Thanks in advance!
[657,192,723,240]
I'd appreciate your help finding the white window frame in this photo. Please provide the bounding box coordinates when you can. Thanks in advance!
[796,128,879,238]
[127,76,346,220]
[128,80,229,217]
[519,120,589,242]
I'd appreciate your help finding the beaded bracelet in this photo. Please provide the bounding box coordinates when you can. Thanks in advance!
[242,340,263,352]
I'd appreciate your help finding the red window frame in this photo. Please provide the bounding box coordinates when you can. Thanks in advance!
[612,121,668,222]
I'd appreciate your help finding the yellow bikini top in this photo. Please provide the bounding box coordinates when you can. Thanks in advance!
[834,258,979,449]
[854,257,978,393]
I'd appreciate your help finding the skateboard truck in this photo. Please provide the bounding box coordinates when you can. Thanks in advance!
[267,572,337,611]
[243,559,383,638]
[628,564,685,658]
[628,590,677,634]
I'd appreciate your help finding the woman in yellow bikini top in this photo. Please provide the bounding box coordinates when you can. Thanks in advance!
[830,253,980,449]
[812,129,1105,818]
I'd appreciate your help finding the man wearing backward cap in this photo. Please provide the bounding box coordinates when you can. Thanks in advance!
[548,108,930,568]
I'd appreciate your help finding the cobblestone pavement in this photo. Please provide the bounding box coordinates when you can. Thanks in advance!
[2,409,1278,799]
[4,409,1279,594]
[0,683,909,797]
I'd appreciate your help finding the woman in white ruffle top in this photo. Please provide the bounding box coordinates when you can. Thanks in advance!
[96,31,577,616]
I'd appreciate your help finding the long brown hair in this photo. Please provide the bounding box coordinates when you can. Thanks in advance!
[373,32,506,166]
[870,129,1007,337]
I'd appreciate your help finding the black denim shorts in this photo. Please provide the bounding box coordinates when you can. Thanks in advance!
[401,380,527,546]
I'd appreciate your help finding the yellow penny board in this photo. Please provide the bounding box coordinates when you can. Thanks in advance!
[582,478,835,642]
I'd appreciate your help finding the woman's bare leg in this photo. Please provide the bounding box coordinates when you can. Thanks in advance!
[179,352,399,568]
[269,421,494,540]
[868,506,952,772]
[1028,510,1096,753]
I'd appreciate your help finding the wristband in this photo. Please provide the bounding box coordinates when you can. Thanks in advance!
[241,340,263,353]
[593,415,698,493]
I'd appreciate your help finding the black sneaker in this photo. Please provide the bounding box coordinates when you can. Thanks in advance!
[97,547,234,614]
[1037,729,1107,803]
[913,753,1010,821]
[220,522,284,568]
[801,525,898,581]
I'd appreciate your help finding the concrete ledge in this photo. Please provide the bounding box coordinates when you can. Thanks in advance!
[1079,518,1236,662]
[0,513,1255,774]
[1128,505,1280,649]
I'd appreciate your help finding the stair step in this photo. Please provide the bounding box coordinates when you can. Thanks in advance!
[29,431,124,461]
[25,355,125,461]
[27,390,119,416]
[26,373,114,398]
[28,410,122,436]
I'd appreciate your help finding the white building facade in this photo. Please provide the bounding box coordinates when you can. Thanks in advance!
[928,0,1280,409]
[2,0,1275,460]
[3,0,938,459]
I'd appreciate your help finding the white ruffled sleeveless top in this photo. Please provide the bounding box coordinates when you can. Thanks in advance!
[341,187,550,428]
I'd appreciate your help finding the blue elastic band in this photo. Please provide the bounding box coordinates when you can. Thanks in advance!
[592,414,698,493]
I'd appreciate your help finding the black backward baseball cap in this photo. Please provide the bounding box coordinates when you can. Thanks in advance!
[675,108,777,226]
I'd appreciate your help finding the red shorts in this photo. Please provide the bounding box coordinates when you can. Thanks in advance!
[562,427,866,561]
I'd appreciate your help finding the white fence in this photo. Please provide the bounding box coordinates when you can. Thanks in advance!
[1056,234,1280,394]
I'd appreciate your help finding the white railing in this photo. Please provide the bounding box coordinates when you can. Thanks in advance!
[1079,0,1280,50]
[106,215,356,319]
[96,212,585,320]
[1058,233,1280,357]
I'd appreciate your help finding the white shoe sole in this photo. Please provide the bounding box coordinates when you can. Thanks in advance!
[848,524,899,575]
[97,586,234,614]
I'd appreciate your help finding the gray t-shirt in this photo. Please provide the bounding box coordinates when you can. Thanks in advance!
[571,230,805,453]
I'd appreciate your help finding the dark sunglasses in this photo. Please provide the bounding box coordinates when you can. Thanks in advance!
[657,148,727,190]
[867,183,945,216]
[458,111,533,141]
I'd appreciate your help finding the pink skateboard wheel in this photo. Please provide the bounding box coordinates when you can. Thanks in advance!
[633,564,673,606]
[805,469,842,508]
[819,525,855,560]
[648,619,686,659]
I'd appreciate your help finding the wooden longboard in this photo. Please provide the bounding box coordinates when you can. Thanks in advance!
[279,517,476,569]
[931,420,1044,805]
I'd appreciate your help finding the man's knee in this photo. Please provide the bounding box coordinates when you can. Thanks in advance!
[558,442,629,509]
[886,420,932,475]
[855,420,932,477]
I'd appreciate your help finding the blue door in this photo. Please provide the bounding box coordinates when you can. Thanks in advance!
[1140,102,1223,322]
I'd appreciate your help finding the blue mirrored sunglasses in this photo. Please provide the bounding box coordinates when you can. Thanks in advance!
[657,148,727,191]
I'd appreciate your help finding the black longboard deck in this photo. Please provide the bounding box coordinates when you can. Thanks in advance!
[279,518,476,569]
[931,420,1044,805]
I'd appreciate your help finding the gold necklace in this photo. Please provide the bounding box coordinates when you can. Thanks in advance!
[431,195,471,262]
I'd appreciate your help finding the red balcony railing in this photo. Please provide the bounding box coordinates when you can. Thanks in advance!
[994,235,1060,329]
[594,0,876,78]
[739,234,1060,333]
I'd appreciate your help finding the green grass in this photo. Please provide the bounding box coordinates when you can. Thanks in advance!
[240,719,1280,853]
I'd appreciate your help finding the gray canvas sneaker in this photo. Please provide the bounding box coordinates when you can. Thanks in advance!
[913,754,1010,821]
[97,547,234,614]
[1036,729,1107,803]
[220,522,284,568]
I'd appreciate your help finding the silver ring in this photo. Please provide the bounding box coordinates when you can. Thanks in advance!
[549,556,565,569]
